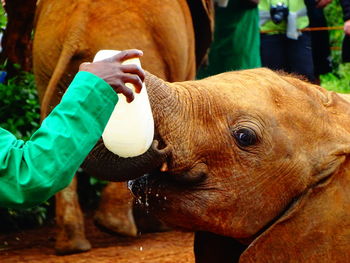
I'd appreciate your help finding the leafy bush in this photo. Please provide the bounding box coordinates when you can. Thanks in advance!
[320,63,350,92]
[321,0,350,93]
[0,66,40,139]
[324,0,344,67]
[0,204,50,232]
[0,4,6,31]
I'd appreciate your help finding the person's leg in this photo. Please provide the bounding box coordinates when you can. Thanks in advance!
[260,34,287,72]
[342,35,350,63]
[305,0,332,76]
[287,32,316,82]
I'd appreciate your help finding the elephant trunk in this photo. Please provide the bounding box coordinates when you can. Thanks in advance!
[145,71,181,131]
[83,71,180,181]
[82,140,171,181]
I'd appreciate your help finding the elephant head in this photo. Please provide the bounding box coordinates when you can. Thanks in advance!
[106,68,350,262]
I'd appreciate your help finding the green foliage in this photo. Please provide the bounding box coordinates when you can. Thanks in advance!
[0,3,6,30]
[320,63,350,92]
[323,0,344,68]
[0,65,40,140]
[320,0,350,93]
[89,176,108,197]
[0,203,50,232]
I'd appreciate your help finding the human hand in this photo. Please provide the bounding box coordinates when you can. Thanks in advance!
[316,0,332,8]
[345,20,350,36]
[79,49,145,103]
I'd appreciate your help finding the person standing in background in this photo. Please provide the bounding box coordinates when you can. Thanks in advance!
[304,0,333,84]
[197,0,261,79]
[259,0,316,82]
[341,0,350,62]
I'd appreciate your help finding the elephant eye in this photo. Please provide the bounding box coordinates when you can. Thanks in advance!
[233,128,258,147]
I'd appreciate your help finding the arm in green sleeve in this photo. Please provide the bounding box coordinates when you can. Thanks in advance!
[0,71,118,209]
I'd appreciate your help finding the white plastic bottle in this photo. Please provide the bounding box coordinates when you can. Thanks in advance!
[93,50,154,157]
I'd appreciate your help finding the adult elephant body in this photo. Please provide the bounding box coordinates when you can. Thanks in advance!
[34,0,206,113]
[33,0,213,254]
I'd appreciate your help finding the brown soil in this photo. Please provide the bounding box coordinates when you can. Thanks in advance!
[0,218,194,263]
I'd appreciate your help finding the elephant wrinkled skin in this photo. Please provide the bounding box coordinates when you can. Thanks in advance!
[33,0,213,255]
[125,68,350,262]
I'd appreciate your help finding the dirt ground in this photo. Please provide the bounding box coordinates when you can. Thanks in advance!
[0,218,195,263]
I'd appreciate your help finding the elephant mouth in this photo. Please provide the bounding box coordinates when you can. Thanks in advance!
[128,163,208,204]
[83,138,174,182]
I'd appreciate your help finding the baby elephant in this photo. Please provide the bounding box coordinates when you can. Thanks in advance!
[125,68,350,262]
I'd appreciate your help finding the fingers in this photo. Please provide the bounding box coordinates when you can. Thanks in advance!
[110,49,144,63]
[120,87,135,103]
[121,73,143,93]
[81,49,145,102]
[78,62,91,72]
[110,81,135,103]
[121,64,146,82]
[109,72,142,102]
[345,20,350,36]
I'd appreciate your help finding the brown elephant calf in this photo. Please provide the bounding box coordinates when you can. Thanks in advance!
[93,68,350,262]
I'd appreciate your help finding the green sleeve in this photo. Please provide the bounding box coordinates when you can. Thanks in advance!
[0,71,118,209]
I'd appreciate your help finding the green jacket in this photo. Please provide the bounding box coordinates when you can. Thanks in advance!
[0,71,118,209]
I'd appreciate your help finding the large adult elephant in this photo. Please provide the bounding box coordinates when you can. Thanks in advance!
[33,0,213,254]
[113,68,350,262]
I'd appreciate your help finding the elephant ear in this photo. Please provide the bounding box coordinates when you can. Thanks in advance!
[186,0,214,69]
[194,231,246,263]
[240,158,350,263]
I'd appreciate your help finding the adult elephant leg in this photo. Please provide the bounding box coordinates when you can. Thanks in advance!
[55,176,91,254]
[94,182,137,237]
